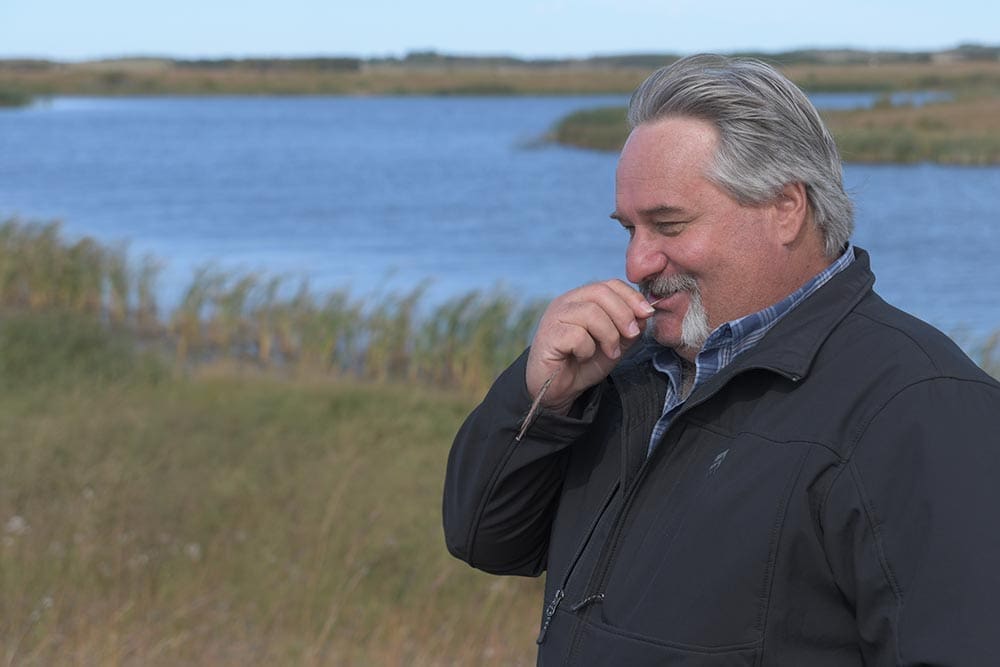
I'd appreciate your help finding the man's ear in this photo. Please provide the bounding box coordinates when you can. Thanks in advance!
[770,182,811,246]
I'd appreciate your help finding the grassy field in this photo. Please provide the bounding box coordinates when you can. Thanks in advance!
[0,324,542,665]
[0,220,550,663]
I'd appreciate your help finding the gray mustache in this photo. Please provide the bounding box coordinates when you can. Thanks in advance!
[641,274,699,299]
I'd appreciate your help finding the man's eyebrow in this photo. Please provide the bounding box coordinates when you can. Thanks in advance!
[610,205,689,222]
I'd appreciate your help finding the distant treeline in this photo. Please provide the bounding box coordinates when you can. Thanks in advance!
[2,45,999,99]
[3,43,999,72]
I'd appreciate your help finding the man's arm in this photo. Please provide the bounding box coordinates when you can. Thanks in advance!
[443,279,653,575]
[821,377,1000,666]
[442,350,604,575]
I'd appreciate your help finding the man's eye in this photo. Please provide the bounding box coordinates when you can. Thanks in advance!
[654,222,684,236]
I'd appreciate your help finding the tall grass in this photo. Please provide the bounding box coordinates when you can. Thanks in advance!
[0,219,547,392]
[0,218,552,664]
[0,354,541,664]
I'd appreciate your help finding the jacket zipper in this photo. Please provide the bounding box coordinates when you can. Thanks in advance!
[536,480,620,644]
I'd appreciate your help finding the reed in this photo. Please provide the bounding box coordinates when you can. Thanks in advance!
[135,254,163,336]
[205,272,259,358]
[171,266,224,367]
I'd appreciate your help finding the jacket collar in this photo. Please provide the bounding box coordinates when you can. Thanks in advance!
[725,245,875,383]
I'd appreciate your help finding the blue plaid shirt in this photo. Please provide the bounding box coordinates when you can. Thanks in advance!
[648,246,855,456]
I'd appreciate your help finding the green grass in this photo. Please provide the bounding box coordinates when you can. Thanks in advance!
[549,106,629,153]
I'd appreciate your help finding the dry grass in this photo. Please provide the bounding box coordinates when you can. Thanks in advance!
[0,367,543,665]
[0,61,650,96]
[823,95,1000,164]
[782,60,1000,93]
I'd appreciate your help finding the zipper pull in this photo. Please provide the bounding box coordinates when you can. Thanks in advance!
[536,589,565,644]
[570,593,605,611]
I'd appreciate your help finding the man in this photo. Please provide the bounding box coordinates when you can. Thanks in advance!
[443,55,1000,665]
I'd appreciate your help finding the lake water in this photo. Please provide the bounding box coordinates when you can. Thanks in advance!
[1,94,998,344]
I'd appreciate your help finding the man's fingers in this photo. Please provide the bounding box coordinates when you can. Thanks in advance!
[562,324,599,362]
[526,279,654,412]
[556,301,624,361]
[564,281,648,341]
[602,278,657,320]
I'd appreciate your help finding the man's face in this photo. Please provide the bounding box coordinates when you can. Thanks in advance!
[613,116,791,359]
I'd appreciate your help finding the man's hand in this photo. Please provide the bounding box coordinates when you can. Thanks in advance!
[525,279,656,415]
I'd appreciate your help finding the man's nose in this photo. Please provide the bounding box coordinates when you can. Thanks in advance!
[625,231,668,285]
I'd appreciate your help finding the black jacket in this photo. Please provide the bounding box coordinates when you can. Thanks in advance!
[444,248,1000,665]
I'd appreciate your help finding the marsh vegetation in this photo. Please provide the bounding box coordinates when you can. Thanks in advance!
[0,219,551,664]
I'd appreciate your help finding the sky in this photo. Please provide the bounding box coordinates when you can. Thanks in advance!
[0,0,997,61]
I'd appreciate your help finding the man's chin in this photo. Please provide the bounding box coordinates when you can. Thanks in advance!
[645,319,684,350]
[645,315,706,360]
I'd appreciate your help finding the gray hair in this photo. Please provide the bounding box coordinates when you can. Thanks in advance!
[628,54,853,256]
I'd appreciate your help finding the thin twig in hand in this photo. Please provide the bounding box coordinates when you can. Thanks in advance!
[516,367,560,441]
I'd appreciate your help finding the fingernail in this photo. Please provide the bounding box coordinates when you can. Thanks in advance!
[627,322,641,337]
[640,302,656,315]
[611,345,621,359]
